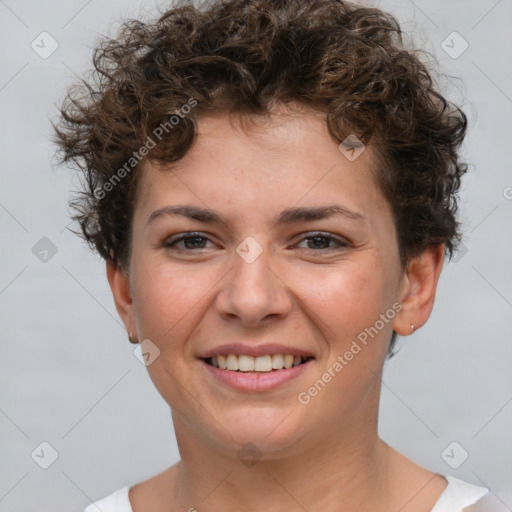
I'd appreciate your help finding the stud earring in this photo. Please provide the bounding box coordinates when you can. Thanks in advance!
[410,324,415,334]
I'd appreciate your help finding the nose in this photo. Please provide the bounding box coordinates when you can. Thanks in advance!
[215,243,292,328]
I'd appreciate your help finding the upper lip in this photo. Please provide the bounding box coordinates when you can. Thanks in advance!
[198,343,316,359]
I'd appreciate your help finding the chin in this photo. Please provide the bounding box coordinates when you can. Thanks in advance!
[210,406,308,452]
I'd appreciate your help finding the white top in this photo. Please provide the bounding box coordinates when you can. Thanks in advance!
[83,475,495,512]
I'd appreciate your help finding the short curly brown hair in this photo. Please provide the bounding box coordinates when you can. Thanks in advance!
[53,0,468,356]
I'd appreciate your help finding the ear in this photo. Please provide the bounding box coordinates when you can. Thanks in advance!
[106,260,137,336]
[393,244,445,336]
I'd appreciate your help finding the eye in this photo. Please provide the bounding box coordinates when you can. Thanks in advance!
[163,232,215,251]
[295,232,349,251]
[163,231,350,253]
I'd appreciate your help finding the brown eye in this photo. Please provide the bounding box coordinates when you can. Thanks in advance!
[296,233,349,251]
[164,232,213,251]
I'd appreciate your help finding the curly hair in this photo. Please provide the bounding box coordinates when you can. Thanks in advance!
[53,0,468,357]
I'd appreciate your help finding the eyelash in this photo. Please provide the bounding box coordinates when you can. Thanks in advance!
[163,231,349,252]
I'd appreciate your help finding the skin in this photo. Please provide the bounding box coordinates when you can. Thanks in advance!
[107,104,447,511]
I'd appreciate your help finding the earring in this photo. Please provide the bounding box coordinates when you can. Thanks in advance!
[128,332,139,344]
[410,324,415,334]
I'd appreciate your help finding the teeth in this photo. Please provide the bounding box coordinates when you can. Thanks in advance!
[254,355,272,372]
[226,354,239,371]
[271,354,284,369]
[284,354,294,368]
[238,354,255,371]
[207,354,310,372]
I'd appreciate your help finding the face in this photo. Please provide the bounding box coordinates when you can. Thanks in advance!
[108,105,441,458]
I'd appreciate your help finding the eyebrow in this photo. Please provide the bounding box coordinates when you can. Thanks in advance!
[147,204,365,226]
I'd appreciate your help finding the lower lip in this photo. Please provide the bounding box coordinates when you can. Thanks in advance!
[200,359,314,391]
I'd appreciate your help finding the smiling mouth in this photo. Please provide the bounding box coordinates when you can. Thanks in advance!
[203,354,315,372]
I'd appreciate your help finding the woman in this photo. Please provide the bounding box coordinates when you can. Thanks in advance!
[54,0,502,510]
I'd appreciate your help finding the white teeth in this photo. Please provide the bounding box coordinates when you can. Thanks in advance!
[238,354,255,371]
[271,354,284,369]
[254,355,272,372]
[207,354,311,372]
[226,354,239,371]
[283,354,294,369]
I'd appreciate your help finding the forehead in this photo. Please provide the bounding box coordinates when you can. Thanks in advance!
[135,108,389,227]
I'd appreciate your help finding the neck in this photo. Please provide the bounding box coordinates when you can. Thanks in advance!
[170,415,393,512]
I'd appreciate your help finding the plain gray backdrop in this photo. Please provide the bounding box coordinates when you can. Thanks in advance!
[1,0,511,510]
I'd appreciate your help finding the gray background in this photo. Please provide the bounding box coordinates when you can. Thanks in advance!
[1,0,511,510]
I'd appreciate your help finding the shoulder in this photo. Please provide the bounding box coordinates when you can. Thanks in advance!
[83,485,133,512]
[464,492,511,512]
[85,466,178,511]
[431,475,489,512]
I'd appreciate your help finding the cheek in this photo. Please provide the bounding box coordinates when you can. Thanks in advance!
[294,261,391,346]
[294,264,393,414]
[129,260,212,411]
[131,259,204,342]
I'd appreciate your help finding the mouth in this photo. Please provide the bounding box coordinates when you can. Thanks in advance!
[202,354,315,373]
[200,353,315,392]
